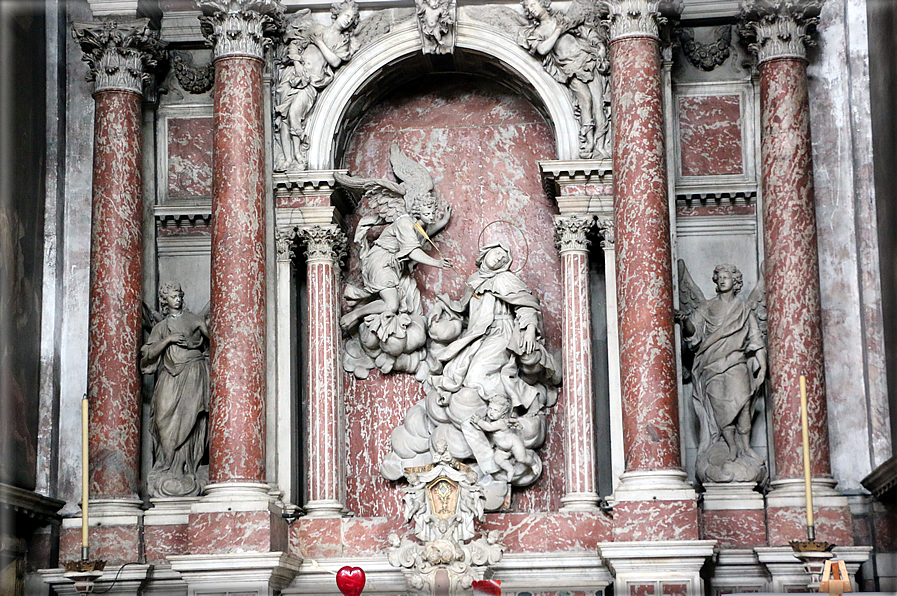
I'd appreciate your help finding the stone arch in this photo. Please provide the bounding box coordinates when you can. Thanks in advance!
[304,18,579,170]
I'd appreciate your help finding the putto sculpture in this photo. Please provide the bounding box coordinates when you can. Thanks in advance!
[141,283,210,498]
[381,240,561,510]
[337,144,453,380]
[415,0,457,54]
[676,261,768,485]
[517,0,610,160]
[273,0,360,171]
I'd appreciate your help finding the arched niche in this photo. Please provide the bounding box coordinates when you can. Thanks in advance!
[304,18,579,170]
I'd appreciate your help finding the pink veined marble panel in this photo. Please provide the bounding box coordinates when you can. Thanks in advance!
[60,525,140,565]
[167,117,213,199]
[766,505,853,546]
[188,510,273,554]
[341,75,562,517]
[88,89,144,500]
[874,505,897,551]
[479,511,612,552]
[630,585,656,596]
[611,36,680,472]
[144,524,189,563]
[612,499,700,541]
[701,509,767,547]
[559,183,612,197]
[676,203,756,217]
[157,225,212,238]
[661,583,689,596]
[678,95,744,177]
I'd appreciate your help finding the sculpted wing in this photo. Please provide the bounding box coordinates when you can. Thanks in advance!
[389,144,434,209]
[335,171,407,244]
[563,0,606,32]
[746,272,768,339]
[142,300,164,333]
[677,259,706,316]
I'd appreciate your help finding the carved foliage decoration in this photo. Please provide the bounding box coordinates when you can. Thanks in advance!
[554,214,594,253]
[72,19,166,95]
[199,0,285,60]
[678,26,733,71]
[298,225,347,264]
[415,0,457,54]
[169,51,215,94]
[604,0,680,41]
[738,0,824,63]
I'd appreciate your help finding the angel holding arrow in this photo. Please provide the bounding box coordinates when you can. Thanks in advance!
[337,144,452,379]
[676,261,768,484]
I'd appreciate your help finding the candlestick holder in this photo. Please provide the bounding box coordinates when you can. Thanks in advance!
[63,559,106,593]
[790,539,834,590]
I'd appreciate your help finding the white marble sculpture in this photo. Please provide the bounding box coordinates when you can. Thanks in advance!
[141,283,210,498]
[415,0,457,54]
[381,241,561,510]
[338,144,453,380]
[387,442,504,595]
[273,0,360,171]
[517,0,610,159]
[676,261,768,485]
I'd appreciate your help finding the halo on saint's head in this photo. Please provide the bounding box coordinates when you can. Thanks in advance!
[476,220,529,274]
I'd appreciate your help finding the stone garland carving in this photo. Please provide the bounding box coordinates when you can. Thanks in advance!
[554,214,593,253]
[387,443,504,595]
[517,0,611,160]
[72,19,166,95]
[738,0,824,64]
[381,241,561,511]
[273,1,360,172]
[140,283,210,498]
[415,0,457,54]
[198,0,285,60]
[678,26,732,71]
[169,50,215,95]
[676,261,768,485]
[337,144,452,380]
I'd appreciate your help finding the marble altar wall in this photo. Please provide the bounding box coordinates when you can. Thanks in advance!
[340,74,566,518]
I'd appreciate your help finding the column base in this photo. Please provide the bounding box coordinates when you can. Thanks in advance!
[598,540,716,595]
[610,470,697,502]
[303,499,346,518]
[169,552,301,596]
[41,564,151,595]
[559,491,602,512]
[766,477,852,544]
[609,470,699,541]
[754,545,871,592]
[188,482,287,555]
[701,482,766,547]
[60,499,144,564]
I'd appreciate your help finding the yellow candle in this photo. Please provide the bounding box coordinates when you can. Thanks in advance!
[81,395,89,559]
[799,375,815,539]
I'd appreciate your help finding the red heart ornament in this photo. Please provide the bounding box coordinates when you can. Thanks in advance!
[336,566,366,596]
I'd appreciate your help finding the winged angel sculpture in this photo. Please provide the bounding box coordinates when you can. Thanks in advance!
[517,0,610,159]
[337,144,452,381]
[676,261,768,485]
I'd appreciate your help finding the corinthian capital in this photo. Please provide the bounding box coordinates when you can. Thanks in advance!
[739,0,824,64]
[555,215,595,254]
[72,19,165,95]
[298,226,347,264]
[198,0,284,61]
[596,217,615,247]
[604,0,681,42]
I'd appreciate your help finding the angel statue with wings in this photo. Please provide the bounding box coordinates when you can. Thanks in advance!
[676,261,768,485]
[337,144,452,380]
[517,0,610,159]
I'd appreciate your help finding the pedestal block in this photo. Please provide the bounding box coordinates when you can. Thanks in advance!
[701,482,767,547]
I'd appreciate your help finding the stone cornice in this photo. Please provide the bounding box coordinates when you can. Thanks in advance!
[72,19,165,95]
[605,0,682,42]
[198,0,285,61]
[739,0,824,64]
[554,215,595,254]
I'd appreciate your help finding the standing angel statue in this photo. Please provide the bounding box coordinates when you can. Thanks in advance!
[676,261,768,485]
[337,144,452,380]
[517,0,610,159]
[141,283,210,498]
[273,0,360,171]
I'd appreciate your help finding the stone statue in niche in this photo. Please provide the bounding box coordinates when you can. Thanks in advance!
[381,241,561,511]
[273,0,360,172]
[415,0,456,54]
[517,0,610,160]
[337,144,453,381]
[386,442,504,595]
[676,261,768,485]
[141,283,210,498]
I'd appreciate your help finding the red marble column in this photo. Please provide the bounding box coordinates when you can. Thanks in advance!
[200,0,283,490]
[555,215,601,510]
[72,20,163,503]
[607,1,681,474]
[742,0,851,545]
[298,226,347,517]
